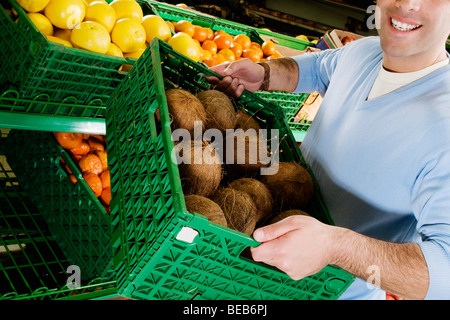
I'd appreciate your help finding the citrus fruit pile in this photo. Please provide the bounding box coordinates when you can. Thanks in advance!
[15,0,283,68]
[54,132,111,214]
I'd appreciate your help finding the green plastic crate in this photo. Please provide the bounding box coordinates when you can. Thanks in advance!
[105,37,354,300]
[142,0,264,43]
[253,91,312,142]
[255,28,316,51]
[0,0,130,106]
[0,131,116,300]
[2,129,114,283]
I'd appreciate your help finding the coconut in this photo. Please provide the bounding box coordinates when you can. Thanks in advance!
[164,88,207,135]
[268,209,311,224]
[211,187,258,235]
[228,178,273,223]
[184,194,228,227]
[223,129,269,176]
[234,109,261,132]
[196,90,237,133]
[261,161,315,211]
[176,140,222,197]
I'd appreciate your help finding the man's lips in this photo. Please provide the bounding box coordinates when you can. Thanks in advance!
[389,16,422,32]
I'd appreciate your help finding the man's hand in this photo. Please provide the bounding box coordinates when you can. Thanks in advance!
[203,58,266,98]
[250,215,336,280]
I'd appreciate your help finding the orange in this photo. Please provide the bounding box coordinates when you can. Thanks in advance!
[70,140,90,155]
[95,150,108,171]
[100,187,111,205]
[165,20,175,31]
[174,20,194,38]
[17,0,51,13]
[199,48,211,62]
[54,132,83,149]
[202,56,216,67]
[142,14,172,43]
[53,28,72,42]
[261,40,277,57]
[111,18,146,53]
[204,27,214,40]
[242,48,260,62]
[233,34,251,50]
[211,53,226,65]
[83,172,103,197]
[167,32,200,62]
[229,41,242,58]
[266,52,283,60]
[213,33,232,50]
[109,0,143,22]
[192,25,207,42]
[44,0,86,30]
[71,21,111,54]
[69,174,77,184]
[218,48,235,62]
[87,137,104,152]
[27,13,54,36]
[100,169,110,188]
[213,29,227,37]
[84,1,116,33]
[78,153,103,175]
[201,39,217,54]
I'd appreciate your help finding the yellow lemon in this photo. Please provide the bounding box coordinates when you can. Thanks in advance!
[84,1,116,33]
[295,35,309,42]
[46,35,73,47]
[122,47,145,71]
[109,0,143,22]
[16,0,51,13]
[111,18,146,53]
[70,21,111,54]
[142,14,172,43]
[167,32,201,62]
[53,28,72,42]
[27,12,54,36]
[44,0,86,30]
[106,43,124,58]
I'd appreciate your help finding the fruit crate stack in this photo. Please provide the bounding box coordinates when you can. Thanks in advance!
[104,37,354,300]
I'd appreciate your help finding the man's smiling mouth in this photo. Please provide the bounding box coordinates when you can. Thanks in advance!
[390,17,422,31]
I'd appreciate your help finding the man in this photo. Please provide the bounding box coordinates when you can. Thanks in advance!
[205,0,450,299]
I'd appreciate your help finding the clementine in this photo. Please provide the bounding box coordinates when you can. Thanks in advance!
[54,132,83,149]
[78,153,103,175]
[83,172,103,197]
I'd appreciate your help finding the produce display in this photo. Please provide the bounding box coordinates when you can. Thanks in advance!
[11,0,283,69]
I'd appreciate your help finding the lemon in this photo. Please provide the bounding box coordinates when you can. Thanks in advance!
[27,12,54,36]
[71,21,111,54]
[168,32,201,62]
[16,0,51,13]
[54,28,72,42]
[44,0,86,30]
[46,35,73,47]
[84,1,116,33]
[142,15,172,43]
[106,43,124,58]
[295,35,309,42]
[111,18,146,53]
[122,47,146,71]
[109,0,143,22]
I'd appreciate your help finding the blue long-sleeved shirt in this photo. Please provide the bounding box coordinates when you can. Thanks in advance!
[292,37,450,300]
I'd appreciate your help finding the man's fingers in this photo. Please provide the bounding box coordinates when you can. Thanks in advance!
[252,216,305,242]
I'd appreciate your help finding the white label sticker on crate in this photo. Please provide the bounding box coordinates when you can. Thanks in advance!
[176,227,199,244]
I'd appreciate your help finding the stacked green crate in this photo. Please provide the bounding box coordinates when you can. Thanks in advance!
[0,130,116,300]
[105,38,354,300]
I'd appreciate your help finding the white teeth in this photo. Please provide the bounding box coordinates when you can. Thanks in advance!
[390,18,421,31]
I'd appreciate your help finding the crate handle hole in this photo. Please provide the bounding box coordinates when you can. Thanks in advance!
[175,226,199,244]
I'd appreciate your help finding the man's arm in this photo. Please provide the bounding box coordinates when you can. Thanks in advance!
[250,215,429,300]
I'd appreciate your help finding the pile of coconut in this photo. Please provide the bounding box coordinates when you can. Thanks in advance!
[162,88,315,236]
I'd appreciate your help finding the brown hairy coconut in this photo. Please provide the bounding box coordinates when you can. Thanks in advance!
[196,90,236,133]
[211,187,258,235]
[228,178,273,224]
[175,140,223,197]
[234,109,261,132]
[184,194,228,227]
[268,209,311,224]
[223,129,269,176]
[164,88,207,135]
[261,161,315,211]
